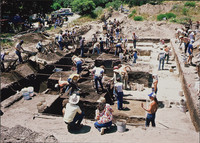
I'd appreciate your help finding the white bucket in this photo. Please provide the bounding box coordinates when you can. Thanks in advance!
[132,83,137,91]
[137,84,141,92]
[28,87,34,97]
[180,99,186,113]
[179,90,183,96]
[21,88,30,100]
[116,119,126,133]
[119,53,123,61]
[180,105,187,113]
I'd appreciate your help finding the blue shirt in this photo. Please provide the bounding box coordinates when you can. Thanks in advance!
[1,53,5,61]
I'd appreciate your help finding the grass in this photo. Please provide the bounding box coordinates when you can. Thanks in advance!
[184,1,196,7]
[134,16,143,21]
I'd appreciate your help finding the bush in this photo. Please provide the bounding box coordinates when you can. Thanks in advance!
[128,13,133,18]
[157,14,166,21]
[105,0,121,10]
[131,9,136,14]
[71,0,96,15]
[128,9,136,18]
[93,6,103,17]
[182,7,188,15]
[51,2,62,10]
[184,1,196,7]
[165,13,176,19]
[134,16,143,21]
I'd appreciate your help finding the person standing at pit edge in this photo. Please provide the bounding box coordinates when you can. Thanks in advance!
[141,93,158,127]
[132,32,138,49]
[80,37,85,57]
[15,40,25,63]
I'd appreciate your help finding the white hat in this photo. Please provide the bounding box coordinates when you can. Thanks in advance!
[69,94,80,104]
[55,84,59,88]
[113,69,119,73]
[97,97,106,103]
[188,29,192,32]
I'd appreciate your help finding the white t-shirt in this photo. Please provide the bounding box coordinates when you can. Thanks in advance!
[93,43,99,49]
[15,43,22,51]
[58,34,63,42]
[93,67,104,77]
[115,82,123,92]
[74,57,81,63]
[189,32,194,40]
[63,103,82,123]
[159,51,165,59]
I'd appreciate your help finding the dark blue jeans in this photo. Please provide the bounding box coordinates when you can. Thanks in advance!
[76,61,82,74]
[80,46,84,57]
[115,46,122,56]
[65,112,85,127]
[94,76,104,92]
[116,92,123,110]
[58,41,63,50]
[146,113,156,127]
[158,57,165,70]
[133,40,136,49]
[15,50,23,63]
[94,121,112,132]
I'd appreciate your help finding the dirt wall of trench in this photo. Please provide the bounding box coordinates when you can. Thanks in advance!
[171,41,200,132]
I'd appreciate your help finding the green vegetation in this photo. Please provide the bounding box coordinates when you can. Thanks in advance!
[157,12,176,21]
[93,6,104,17]
[184,1,196,7]
[105,0,121,10]
[51,2,62,10]
[128,9,136,18]
[165,13,176,19]
[157,14,166,21]
[182,7,188,15]
[71,0,96,15]
[134,16,143,21]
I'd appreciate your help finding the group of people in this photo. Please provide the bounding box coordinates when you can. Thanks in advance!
[175,23,199,65]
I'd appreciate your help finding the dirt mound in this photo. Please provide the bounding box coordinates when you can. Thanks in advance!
[18,33,47,43]
[138,3,173,15]
[1,125,58,143]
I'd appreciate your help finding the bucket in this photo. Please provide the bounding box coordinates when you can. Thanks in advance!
[179,90,183,96]
[119,53,123,61]
[137,84,141,92]
[21,88,30,100]
[28,86,34,97]
[180,99,186,113]
[116,119,126,133]
[131,83,137,91]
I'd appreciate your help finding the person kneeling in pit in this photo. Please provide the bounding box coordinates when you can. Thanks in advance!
[65,74,80,95]
[63,94,84,131]
[94,97,113,135]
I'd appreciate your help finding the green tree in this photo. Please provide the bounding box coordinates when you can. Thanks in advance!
[71,0,96,15]
[51,2,62,10]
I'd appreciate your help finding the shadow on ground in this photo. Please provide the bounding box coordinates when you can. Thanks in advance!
[69,125,91,134]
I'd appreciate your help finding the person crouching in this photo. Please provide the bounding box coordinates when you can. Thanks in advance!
[63,94,84,131]
[94,97,113,135]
